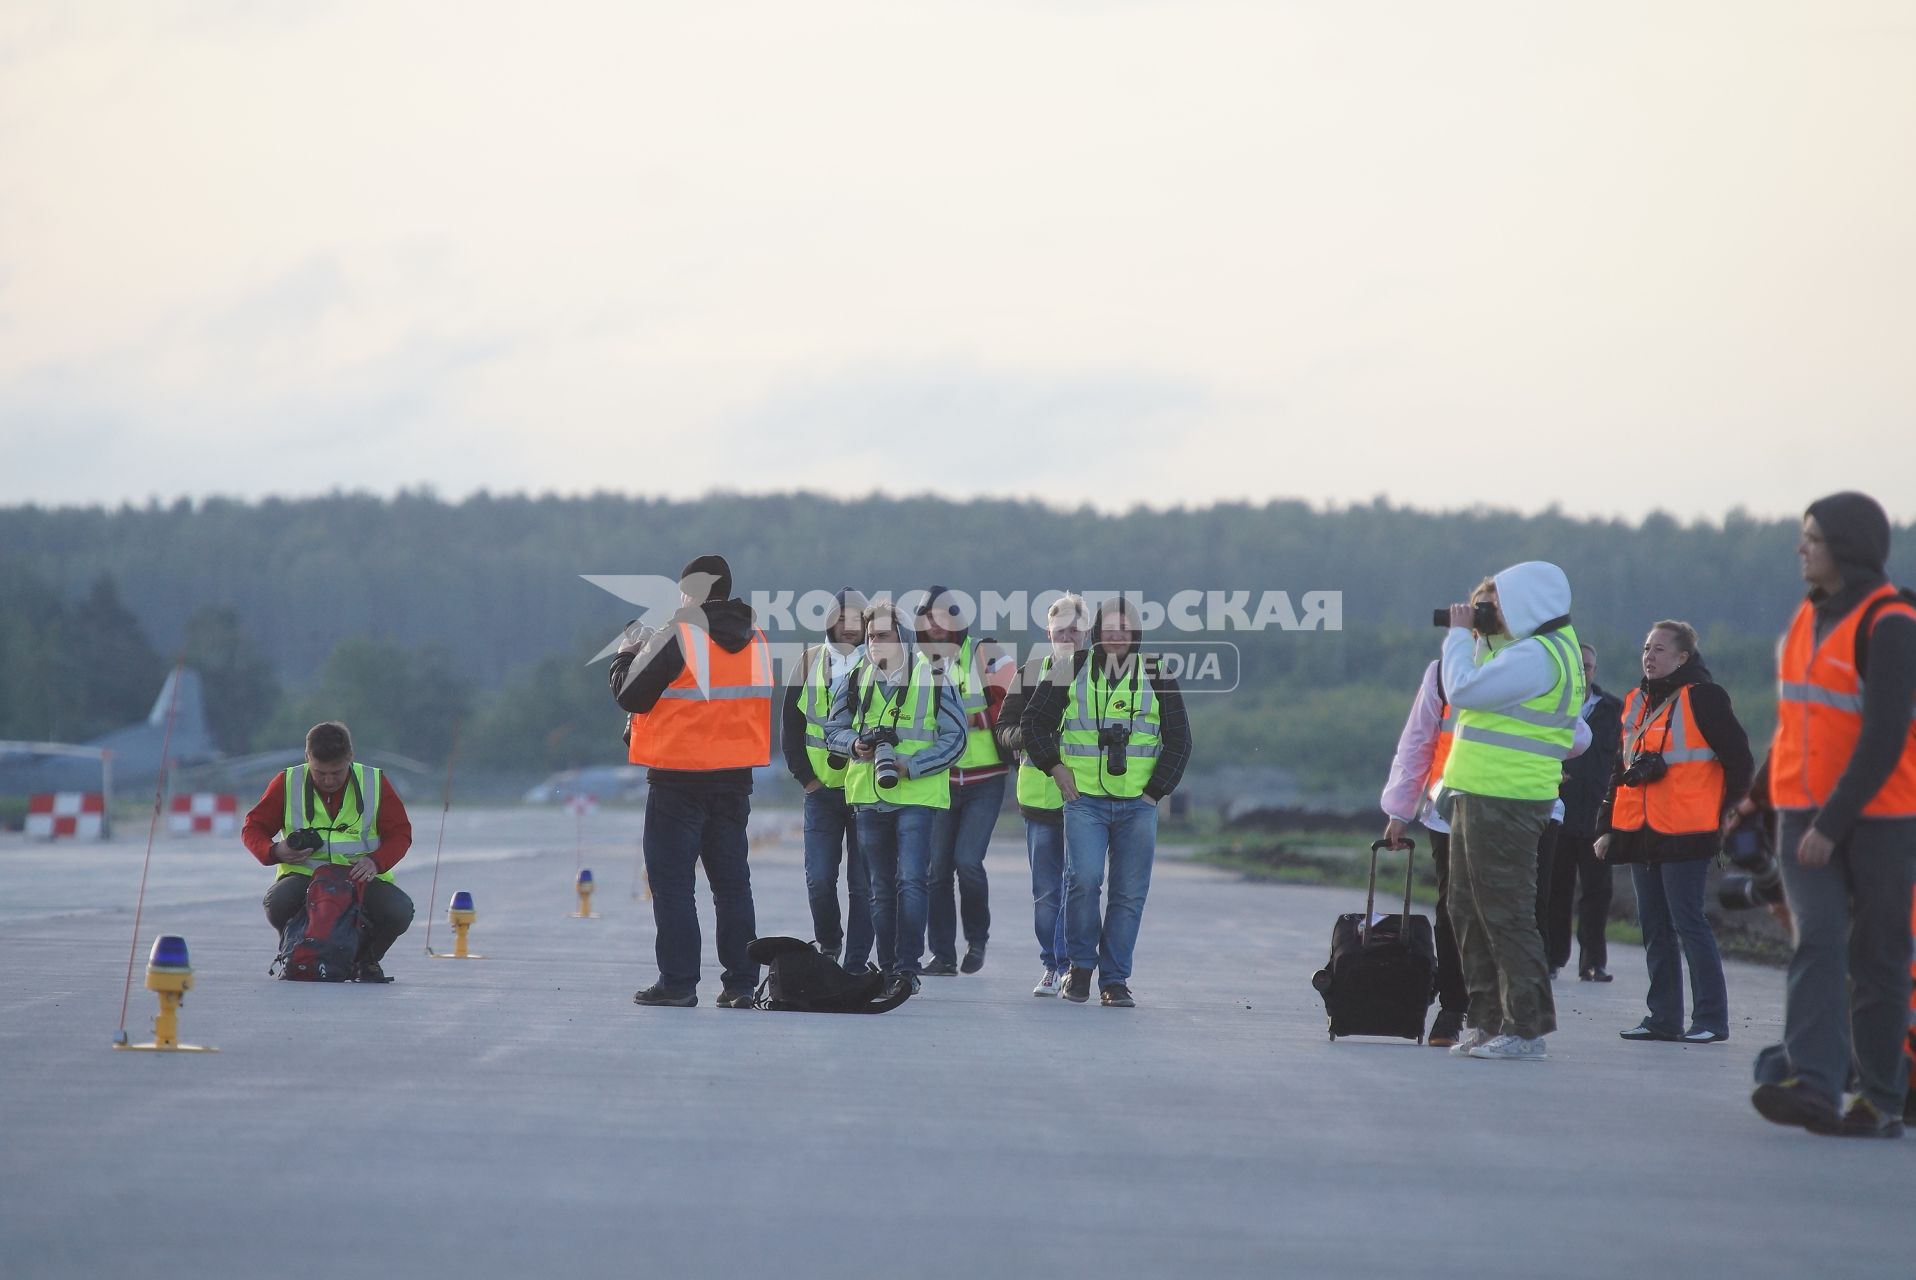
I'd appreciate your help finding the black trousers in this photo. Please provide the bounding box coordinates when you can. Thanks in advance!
[264,873,414,964]
[1429,831,1467,1014]
[1543,830,1612,973]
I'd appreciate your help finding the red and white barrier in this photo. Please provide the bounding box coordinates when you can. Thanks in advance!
[26,792,105,840]
[169,792,238,836]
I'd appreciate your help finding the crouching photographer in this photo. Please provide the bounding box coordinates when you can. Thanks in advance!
[1595,620,1752,1045]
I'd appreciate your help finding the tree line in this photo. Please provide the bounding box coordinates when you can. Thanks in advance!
[3,491,1889,798]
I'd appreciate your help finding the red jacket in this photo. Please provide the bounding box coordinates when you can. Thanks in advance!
[242,771,413,874]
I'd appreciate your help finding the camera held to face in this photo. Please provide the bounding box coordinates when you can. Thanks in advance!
[1098,724,1132,777]
[1617,750,1669,788]
[1432,601,1502,632]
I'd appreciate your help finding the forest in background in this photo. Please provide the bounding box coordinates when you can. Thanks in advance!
[4,490,1894,803]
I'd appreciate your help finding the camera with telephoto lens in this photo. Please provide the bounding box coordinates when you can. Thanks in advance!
[285,827,326,855]
[1432,602,1503,633]
[1099,724,1132,776]
[859,726,903,788]
[1618,751,1669,788]
[1718,811,1784,910]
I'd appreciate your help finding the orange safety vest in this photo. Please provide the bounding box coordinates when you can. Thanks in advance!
[1770,584,1916,817]
[627,622,774,770]
[1424,699,1456,804]
[1610,685,1724,836]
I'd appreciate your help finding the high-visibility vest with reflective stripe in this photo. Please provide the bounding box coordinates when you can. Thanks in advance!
[1060,657,1162,800]
[1770,584,1916,816]
[843,654,951,809]
[1610,685,1724,836]
[1016,656,1065,811]
[801,645,862,789]
[949,637,1004,770]
[1442,626,1585,801]
[627,622,774,770]
[1424,700,1457,804]
[276,763,392,883]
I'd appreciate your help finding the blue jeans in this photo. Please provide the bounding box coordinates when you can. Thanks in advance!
[803,785,872,968]
[1025,814,1069,973]
[1062,795,1158,987]
[857,805,935,977]
[642,784,758,995]
[928,774,1005,963]
[1631,858,1727,1037]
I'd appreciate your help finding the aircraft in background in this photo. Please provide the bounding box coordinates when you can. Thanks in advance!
[0,668,221,803]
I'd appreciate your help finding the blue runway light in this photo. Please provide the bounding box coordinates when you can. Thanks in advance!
[450,891,475,911]
[149,935,191,970]
[576,868,594,885]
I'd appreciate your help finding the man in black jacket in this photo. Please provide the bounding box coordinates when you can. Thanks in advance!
[1744,493,1916,1138]
[611,555,769,1009]
[1548,643,1624,979]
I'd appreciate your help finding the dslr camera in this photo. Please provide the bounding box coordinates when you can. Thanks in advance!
[859,726,903,789]
[1718,810,1784,910]
[1433,602,1503,633]
[284,827,326,855]
[1618,751,1669,788]
[1099,724,1132,777]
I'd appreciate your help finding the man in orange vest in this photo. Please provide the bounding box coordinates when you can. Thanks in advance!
[611,555,774,1009]
[1744,493,1916,1139]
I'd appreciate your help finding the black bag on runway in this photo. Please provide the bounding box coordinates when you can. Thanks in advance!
[746,937,912,1013]
[1311,840,1435,1043]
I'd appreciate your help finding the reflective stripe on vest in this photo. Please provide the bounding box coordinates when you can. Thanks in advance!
[950,637,1004,770]
[1016,655,1066,810]
[842,654,951,809]
[275,763,391,882]
[627,622,774,770]
[1770,585,1916,817]
[1424,702,1457,804]
[1442,626,1585,802]
[802,645,861,789]
[1060,657,1162,800]
[1610,684,1725,836]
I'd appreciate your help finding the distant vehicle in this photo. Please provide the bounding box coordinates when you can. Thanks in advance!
[522,766,649,805]
[0,668,221,805]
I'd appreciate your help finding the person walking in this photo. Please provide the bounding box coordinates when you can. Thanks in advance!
[1596,621,1751,1044]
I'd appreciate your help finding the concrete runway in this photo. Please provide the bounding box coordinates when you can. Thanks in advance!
[1,805,1908,1279]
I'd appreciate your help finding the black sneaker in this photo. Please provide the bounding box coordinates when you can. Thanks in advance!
[354,961,392,983]
[885,971,922,997]
[1060,967,1093,1003]
[1620,1023,1681,1042]
[1837,1096,1906,1139]
[921,958,960,977]
[716,989,756,1009]
[1751,1079,1842,1133]
[1427,1008,1465,1047]
[1100,983,1135,1007]
[1580,968,1614,983]
[632,984,697,1007]
[960,944,987,975]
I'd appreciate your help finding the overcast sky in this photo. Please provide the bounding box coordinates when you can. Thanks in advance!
[2,1,1911,520]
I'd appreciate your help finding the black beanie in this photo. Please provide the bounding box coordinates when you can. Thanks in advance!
[828,587,869,629]
[679,554,733,604]
[1805,492,1891,578]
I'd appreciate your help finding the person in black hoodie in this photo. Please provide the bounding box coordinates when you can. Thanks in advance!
[1743,492,1916,1138]
[1596,621,1751,1043]
[1549,643,1624,980]
[610,555,769,1009]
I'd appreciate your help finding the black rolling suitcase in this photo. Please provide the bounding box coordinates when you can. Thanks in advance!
[1311,839,1436,1043]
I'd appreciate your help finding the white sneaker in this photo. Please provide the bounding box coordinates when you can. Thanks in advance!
[1032,969,1060,997]
[1448,1026,1495,1056]
[1468,1034,1548,1061]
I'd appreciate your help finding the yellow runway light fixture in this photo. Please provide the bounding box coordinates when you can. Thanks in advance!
[113,935,217,1053]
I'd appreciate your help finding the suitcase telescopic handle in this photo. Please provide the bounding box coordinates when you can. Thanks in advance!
[1365,838,1417,942]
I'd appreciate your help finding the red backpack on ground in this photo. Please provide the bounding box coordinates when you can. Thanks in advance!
[271,864,366,982]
